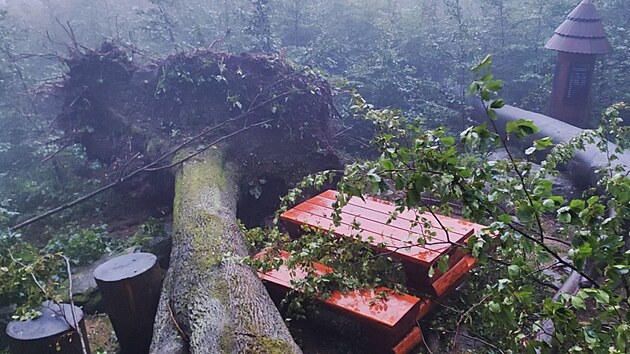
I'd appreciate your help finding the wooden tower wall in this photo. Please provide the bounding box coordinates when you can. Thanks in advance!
[549,51,596,128]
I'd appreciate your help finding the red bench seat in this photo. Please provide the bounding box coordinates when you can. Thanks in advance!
[256,251,428,353]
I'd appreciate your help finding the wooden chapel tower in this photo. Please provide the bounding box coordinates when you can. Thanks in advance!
[545,0,612,128]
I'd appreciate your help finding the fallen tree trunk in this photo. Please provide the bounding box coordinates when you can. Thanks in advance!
[470,101,630,188]
[150,149,301,354]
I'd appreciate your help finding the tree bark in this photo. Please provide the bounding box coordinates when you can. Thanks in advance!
[150,149,301,354]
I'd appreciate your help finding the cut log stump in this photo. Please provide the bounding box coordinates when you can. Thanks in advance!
[5,302,90,354]
[93,252,162,354]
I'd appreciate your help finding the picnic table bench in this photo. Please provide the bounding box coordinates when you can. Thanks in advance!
[255,250,429,354]
[280,190,484,295]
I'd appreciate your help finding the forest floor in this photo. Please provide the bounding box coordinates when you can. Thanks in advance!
[84,314,118,353]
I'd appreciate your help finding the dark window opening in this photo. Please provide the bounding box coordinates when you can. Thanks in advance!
[565,63,592,105]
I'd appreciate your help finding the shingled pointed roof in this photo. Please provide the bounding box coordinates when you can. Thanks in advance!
[545,0,612,55]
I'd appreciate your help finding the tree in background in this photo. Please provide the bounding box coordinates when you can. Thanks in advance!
[245,0,277,53]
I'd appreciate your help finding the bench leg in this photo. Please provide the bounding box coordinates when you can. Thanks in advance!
[391,326,423,354]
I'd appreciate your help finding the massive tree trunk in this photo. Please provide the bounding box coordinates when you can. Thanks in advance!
[150,149,301,354]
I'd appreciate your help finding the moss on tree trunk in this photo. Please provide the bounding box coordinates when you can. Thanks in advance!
[150,149,301,354]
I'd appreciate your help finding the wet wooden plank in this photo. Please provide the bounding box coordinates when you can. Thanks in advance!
[391,326,423,354]
[308,194,470,240]
[320,190,484,236]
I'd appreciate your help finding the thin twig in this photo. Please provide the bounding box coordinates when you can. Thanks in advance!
[41,143,72,163]
[420,201,452,243]
[8,250,49,296]
[481,100,546,241]
[454,293,493,343]
[146,120,273,172]
[61,255,89,354]
[167,301,189,343]
[333,127,352,138]
[117,152,141,181]
[421,328,435,354]
[436,328,506,354]
[506,223,599,288]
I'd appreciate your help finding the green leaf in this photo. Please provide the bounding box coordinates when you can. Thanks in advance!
[593,290,610,305]
[367,169,381,183]
[506,119,540,139]
[488,301,501,313]
[490,99,505,109]
[440,136,455,146]
[569,199,585,211]
[394,175,405,190]
[587,196,599,206]
[508,265,520,277]
[437,255,450,273]
[472,54,493,73]
[406,189,420,206]
[380,159,395,170]
[486,80,504,92]
[517,204,536,223]
[534,137,554,150]
[498,214,513,224]
[572,292,587,310]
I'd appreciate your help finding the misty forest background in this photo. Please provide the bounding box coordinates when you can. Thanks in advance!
[2,0,629,234]
[0,0,629,353]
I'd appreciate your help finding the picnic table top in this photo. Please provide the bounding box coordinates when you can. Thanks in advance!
[281,190,486,267]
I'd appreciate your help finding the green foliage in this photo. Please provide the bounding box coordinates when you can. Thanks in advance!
[125,218,167,251]
[44,224,114,266]
[0,217,163,324]
[0,231,65,320]
[0,0,629,350]
[249,58,630,352]
[245,225,407,319]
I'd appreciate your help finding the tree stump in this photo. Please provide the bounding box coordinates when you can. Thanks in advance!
[5,302,90,354]
[93,252,162,354]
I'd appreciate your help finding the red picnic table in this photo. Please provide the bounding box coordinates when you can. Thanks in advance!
[280,190,485,295]
[256,190,486,353]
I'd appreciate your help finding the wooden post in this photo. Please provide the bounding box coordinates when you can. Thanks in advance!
[93,252,162,354]
[5,302,90,354]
